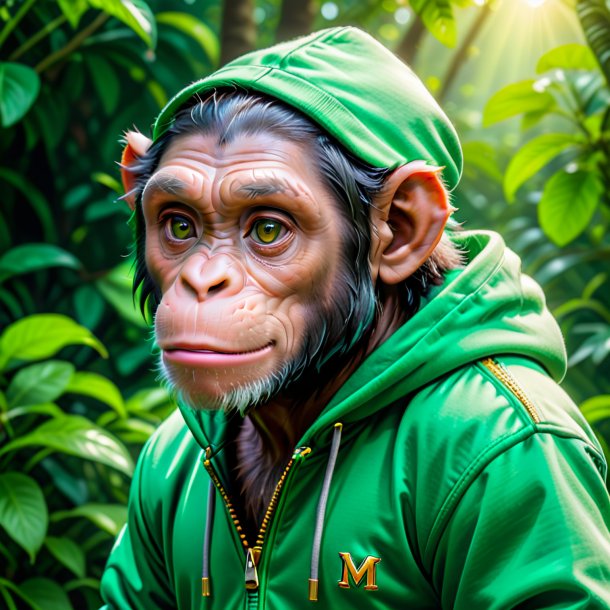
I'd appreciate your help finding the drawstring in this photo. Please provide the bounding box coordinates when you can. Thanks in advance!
[309,422,343,602]
[200,425,343,603]
[202,477,215,597]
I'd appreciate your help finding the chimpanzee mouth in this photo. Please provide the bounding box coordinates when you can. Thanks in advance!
[165,341,275,355]
[162,342,275,366]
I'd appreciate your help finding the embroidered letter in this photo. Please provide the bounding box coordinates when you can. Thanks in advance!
[338,552,381,591]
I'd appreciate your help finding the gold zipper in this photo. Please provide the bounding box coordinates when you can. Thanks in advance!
[481,358,541,424]
[203,448,249,551]
[203,446,311,592]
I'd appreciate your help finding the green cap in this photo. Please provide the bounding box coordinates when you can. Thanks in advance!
[153,27,463,190]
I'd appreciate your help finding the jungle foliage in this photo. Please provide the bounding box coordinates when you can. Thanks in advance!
[0,0,609,608]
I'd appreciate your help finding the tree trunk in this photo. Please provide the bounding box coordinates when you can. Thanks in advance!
[220,0,256,66]
[396,14,427,65]
[275,0,315,43]
[437,5,492,103]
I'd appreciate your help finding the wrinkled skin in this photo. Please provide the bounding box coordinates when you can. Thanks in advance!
[144,132,347,412]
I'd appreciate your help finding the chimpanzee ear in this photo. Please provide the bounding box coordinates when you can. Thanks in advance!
[373,161,451,285]
[120,130,153,210]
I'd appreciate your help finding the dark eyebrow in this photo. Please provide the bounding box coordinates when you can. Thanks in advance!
[142,175,190,200]
[236,180,286,199]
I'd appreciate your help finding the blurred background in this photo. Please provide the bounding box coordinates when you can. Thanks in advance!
[1,0,609,607]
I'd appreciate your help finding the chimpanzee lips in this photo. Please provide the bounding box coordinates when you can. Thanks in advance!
[162,342,275,367]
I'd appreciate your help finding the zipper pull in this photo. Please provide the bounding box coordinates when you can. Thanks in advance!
[293,446,311,459]
[245,547,260,590]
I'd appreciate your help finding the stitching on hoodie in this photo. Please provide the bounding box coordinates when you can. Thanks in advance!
[423,423,599,573]
[425,426,533,558]
[277,26,350,67]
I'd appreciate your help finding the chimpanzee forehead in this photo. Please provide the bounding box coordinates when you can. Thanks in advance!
[141,132,333,224]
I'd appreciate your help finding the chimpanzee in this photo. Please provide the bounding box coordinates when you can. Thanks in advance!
[101,27,610,609]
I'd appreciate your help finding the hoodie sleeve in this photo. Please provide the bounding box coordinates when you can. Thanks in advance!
[99,437,175,609]
[431,431,610,609]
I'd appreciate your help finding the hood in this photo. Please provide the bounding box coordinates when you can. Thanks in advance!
[152,26,462,190]
[179,230,567,454]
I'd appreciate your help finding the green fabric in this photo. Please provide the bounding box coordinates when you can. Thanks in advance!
[152,27,463,190]
[101,231,610,609]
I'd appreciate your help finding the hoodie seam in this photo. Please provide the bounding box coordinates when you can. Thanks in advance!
[423,426,595,572]
[277,26,350,67]
[476,358,541,426]
[423,427,534,566]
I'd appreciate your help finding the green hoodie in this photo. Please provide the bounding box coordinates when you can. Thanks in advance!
[101,231,610,608]
[101,27,610,609]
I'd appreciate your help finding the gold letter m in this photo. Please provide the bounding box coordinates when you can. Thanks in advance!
[338,552,381,591]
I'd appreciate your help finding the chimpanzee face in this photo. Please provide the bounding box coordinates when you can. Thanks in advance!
[141,131,347,413]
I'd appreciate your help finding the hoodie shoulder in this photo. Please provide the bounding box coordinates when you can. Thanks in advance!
[137,409,202,500]
[398,356,607,570]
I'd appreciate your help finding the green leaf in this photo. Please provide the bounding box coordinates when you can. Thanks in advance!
[0,62,40,127]
[538,170,602,246]
[577,0,610,86]
[504,133,581,202]
[73,284,105,330]
[65,371,127,418]
[580,394,610,423]
[483,79,555,126]
[582,272,607,299]
[85,54,120,115]
[91,171,122,194]
[462,141,503,183]
[0,314,108,371]
[51,503,127,536]
[126,386,172,413]
[156,12,219,65]
[42,459,89,506]
[18,578,72,610]
[0,583,17,610]
[116,342,154,376]
[0,287,23,319]
[521,108,551,131]
[146,79,167,109]
[30,88,69,154]
[0,578,35,610]
[64,577,100,592]
[537,43,598,73]
[3,403,64,422]
[0,473,47,562]
[0,168,57,243]
[88,0,157,48]
[410,0,456,47]
[96,262,147,327]
[0,244,81,283]
[110,417,156,443]
[554,298,610,323]
[6,361,74,408]
[0,415,134,475]
[45,536,86,578]
[58,0,89,28]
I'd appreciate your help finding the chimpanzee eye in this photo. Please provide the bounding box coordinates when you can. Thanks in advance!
[250,219,285,244]
[167,215,195,240]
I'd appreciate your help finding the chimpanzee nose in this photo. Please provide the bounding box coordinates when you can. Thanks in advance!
[179,252,244,301]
